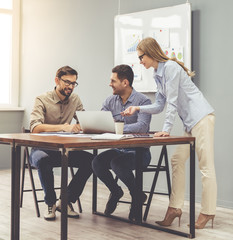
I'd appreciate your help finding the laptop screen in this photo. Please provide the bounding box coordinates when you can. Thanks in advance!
[76,111,115,134]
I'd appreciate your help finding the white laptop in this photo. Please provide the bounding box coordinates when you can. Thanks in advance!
[76,111,115,134]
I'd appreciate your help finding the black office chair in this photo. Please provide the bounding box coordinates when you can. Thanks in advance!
[115,145,171,221]
[20,127,82,217]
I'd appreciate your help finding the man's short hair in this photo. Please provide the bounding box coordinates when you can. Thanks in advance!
[112,64,134,87]
[56,66,78,79]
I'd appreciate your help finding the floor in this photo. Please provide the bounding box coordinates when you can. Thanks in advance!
[0,169,233,240]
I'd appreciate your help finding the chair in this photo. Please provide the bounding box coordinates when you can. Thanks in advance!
[142,145,171,221]
[115,145,171,221]
[20,127,82,217]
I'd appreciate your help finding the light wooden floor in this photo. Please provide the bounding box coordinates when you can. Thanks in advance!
[0,169,233,240]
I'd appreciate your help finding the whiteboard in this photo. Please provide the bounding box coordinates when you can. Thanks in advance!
[114,3,191,92]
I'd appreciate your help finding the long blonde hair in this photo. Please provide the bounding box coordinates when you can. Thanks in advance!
[137,37,195,77]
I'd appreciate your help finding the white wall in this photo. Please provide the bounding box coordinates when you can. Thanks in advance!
[13,0,233,209]
[0,111,24,168]
[20,0,119,128]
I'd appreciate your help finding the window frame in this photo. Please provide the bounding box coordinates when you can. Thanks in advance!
[0,0,20,109]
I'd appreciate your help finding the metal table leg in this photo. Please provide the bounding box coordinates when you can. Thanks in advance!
[11,144,21,240]
[61,148,68,240]
[135,147,143,223]
[92,149,98,213]
[189,141,196,238]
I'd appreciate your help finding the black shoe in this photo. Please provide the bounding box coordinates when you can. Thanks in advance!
[128,192,147,221]
[128,204,138,222]
[104,187,124,216]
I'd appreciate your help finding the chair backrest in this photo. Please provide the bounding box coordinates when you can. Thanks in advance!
[22,127,31,165]
[22,127,30,134]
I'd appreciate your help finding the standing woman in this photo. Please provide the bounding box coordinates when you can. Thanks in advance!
[122,37,217,229]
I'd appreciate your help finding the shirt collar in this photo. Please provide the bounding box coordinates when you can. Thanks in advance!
[127,88,137,103]
[153,61,165,78]
[116,88,136,105]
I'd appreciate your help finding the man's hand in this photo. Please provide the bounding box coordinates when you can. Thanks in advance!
[63,123,81,133]
[154,131,170,137]
[72,123,82,133]
[121,106,140,116]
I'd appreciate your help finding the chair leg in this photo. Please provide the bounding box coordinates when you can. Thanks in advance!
[26,147,41,217]
[20,147,40,217]
[77,198,82,213]
[69,167,82,213]
[20,149,27,208]
[115,176,119,182]
[21,128,41,217]
[143,145,166,221]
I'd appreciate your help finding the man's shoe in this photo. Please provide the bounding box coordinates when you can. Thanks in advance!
[56,199,79,218]
[128,192,147,221]
[44,204,56,221]
[104,187,124,216]
[128,204,138,222]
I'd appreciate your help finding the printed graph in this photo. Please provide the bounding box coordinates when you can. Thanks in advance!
[126,34,141,53]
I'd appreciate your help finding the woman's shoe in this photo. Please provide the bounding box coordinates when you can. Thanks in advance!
[155,207,182,227]
[195,213,215,229]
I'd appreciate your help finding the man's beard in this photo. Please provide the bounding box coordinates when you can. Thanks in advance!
[59,88,72,99]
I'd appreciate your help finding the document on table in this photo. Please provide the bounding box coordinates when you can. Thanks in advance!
[91,133,134,140]
[31,132,96,138]
[31,132,153,139]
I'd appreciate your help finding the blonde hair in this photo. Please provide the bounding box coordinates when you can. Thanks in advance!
[137,37,195,77]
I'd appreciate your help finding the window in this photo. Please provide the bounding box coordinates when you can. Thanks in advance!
[0,0,20,108]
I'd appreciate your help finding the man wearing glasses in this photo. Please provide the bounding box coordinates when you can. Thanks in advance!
[29,66,94,221]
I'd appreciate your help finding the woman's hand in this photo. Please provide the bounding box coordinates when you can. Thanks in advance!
[121,106,140,116]
[154,131,170,137]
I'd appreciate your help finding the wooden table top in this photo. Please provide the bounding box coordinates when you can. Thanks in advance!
[0,133,195,150]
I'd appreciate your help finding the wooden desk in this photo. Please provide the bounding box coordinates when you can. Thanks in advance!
[0,133,195,239]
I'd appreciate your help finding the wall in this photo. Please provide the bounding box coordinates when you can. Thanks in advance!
[0,111,24,168]
[1,0,230,209]
[20,0,119,128]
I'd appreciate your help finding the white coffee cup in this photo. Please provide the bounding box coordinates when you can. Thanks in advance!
[115,121,124,135]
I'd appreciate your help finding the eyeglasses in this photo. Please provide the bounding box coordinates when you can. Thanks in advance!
[138,53,146,61]
[59,78,78,87]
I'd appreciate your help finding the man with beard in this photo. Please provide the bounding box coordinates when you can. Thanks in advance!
[29,66,93,221]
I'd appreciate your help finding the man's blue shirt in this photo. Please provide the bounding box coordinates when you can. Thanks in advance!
[102,88,152,133]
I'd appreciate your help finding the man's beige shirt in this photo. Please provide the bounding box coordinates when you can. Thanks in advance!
[30,89,83,132]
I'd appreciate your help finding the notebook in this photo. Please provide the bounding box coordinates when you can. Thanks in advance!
[76,111,115,134]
